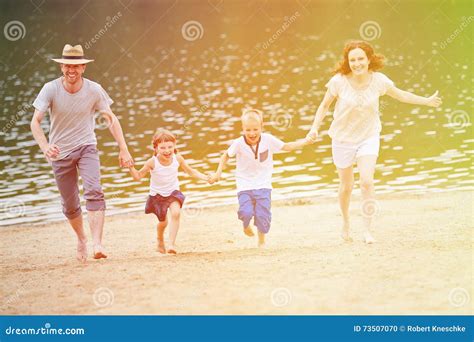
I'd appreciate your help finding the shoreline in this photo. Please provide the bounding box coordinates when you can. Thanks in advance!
[1,187,472,229]
[1,190,472,315]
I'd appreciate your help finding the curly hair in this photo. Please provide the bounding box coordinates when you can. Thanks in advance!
[152,129,178,155]
[334,40,385,75]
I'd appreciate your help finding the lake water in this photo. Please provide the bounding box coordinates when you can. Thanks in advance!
[0,0,472,226]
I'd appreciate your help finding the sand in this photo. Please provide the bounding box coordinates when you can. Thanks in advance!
[0,190,472,315]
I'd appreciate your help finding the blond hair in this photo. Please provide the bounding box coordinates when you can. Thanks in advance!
[241,108,263,124]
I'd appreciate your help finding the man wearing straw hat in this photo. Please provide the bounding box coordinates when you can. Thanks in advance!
[30,44,134,262]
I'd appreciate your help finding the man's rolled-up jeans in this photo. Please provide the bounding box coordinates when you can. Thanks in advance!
[51,144,106,219]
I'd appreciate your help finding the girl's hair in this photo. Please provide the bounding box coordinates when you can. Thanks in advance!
[334,40,385,75]
[152,129,178,155]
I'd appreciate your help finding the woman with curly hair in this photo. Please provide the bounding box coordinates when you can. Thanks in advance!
[307,40,442,243]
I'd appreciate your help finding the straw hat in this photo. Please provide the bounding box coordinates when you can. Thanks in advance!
[52,44,94,64]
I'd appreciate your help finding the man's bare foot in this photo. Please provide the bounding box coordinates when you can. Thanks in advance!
[341,222,353,242]
[258,232,265,248]
[167,245,177,254]
[244,225,255,237]
[76,239,88,263]
[364,232,376,244]
[157,239,166,254]
[93,244,107,259]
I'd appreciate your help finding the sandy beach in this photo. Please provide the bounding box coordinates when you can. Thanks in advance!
[1,190,472,315]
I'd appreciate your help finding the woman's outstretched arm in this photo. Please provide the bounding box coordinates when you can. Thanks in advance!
[386,88,442,107]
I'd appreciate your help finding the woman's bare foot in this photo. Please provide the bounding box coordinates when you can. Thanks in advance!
[167,245,177,254]
[244,225,255,237]
[157,239,166,254]
[341,222,353,242]
[258,232,265,248]
[76,239,88,263]
[364,232,376,244]
[93,244,107,259]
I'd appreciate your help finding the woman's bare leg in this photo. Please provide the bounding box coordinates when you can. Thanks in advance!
[356,155,378,243]
[337,166,355,241]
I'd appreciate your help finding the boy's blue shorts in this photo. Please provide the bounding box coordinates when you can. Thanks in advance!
[237,188,272,234]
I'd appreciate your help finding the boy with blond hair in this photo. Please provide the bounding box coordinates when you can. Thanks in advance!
[211,108,312,247]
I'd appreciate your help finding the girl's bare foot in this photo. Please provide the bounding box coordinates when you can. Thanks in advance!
[93,244,107,259]
[76,239,88,263]
[364,232,376,244]
[167,245,177,254]
[157,239,166,254]
[341,222,353,242]
[244,225,255,237]
[258,232,265,247]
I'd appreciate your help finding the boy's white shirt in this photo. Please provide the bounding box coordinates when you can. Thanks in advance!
[227,133,284,192]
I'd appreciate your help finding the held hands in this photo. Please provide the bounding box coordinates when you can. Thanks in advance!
[305,129,318,144]
[426,90,442,108]
[207,172,220,185]
[119,148,134,168]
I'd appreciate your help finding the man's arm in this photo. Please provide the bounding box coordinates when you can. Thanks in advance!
[30,109,59,160]
[100,110,134,167]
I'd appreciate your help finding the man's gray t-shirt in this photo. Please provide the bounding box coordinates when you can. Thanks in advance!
[33,77,113,160]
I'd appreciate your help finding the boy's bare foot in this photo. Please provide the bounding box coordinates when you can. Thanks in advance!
[244,225,255,237]
[341,223,353,242]
[76,239,88,263]
[258,232,265,248]
[157,239,166,254]
[364,232,376,244]
[167,245,177,254]
[93,244,108,259]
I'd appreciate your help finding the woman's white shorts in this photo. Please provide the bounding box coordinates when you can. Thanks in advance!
[331,135,380,169]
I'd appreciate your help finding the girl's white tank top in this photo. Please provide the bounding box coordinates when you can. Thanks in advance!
[149,155,180,196]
